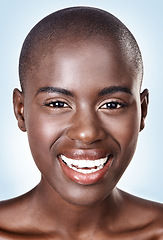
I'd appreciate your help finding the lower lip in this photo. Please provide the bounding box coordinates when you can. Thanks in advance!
[59,155,113,185]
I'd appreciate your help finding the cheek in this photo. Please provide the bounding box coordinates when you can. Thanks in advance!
[25,112,66,168]
[101,107,141,184]
[103,106,141,163]
[116,113,140,147]
[117,110,141,168]
[113,106,140,144]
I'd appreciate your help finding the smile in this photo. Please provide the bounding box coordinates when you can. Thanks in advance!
[60,155,108,174]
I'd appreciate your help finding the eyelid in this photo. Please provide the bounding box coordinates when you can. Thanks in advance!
[98,98,127,109]
[46,101,70,108]
[43,98,72,108]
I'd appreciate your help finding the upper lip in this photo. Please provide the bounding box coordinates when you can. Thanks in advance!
[58,149,110,160]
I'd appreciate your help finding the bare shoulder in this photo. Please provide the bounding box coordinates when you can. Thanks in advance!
[0,188,43,239]
[118,189,163,239]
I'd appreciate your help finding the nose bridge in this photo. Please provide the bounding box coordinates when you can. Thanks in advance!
[66,107,106,144]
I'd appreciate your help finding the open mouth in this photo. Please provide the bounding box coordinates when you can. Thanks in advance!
[60,155,109,174]
[59,153,113,185]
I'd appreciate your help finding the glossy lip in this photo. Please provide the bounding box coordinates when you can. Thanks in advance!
[58,151,113,185]
[58,149,110,160]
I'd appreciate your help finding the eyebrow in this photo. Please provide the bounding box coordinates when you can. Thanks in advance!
[98,86,132,96]
[35,86,73,97]
[35,85,132,98]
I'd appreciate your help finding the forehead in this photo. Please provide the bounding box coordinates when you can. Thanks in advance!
[25,40,140,95]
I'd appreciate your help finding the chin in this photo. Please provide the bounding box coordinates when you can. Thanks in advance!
[55,182,114,207]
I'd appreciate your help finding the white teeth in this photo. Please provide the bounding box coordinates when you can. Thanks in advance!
[86,160,95,168]
[95,159,101,167]
[60,155,108,174]
[72,159,77,166]
[78,160,87,168]
[71,165,102,174]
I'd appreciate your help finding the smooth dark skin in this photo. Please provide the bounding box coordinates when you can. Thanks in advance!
[0,39,162,239]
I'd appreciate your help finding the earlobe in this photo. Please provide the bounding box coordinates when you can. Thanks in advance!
[13,88,26,132]
[140,89,149,132]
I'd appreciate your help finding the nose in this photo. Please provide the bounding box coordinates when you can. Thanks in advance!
[66,110,107,145]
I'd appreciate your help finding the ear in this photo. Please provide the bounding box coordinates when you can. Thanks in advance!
[140,89,149,132]
[13,88,26,132]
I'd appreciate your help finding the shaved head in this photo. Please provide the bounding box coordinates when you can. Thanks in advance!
[19,7,143,91]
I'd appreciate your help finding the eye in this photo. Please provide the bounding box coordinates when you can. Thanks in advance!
[45,100,71,108]
[99,101,127,110]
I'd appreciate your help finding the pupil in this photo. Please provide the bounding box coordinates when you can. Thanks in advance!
[108,103,117,109]
[56,102,64,107]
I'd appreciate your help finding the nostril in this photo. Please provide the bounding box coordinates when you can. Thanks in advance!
[66,122,107,144]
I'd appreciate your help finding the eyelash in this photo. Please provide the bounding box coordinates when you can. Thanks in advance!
[44,100,127,110]
[99,101,127,110]
[45,100,70,108]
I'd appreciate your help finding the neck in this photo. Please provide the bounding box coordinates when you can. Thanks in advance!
[32,177,122,234]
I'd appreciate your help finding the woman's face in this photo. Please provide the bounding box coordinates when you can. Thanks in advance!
[21,40,145,206]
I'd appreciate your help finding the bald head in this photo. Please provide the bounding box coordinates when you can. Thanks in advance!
[19,6,143,91]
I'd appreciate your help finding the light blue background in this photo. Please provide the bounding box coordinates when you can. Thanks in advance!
[0,0,163,202]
